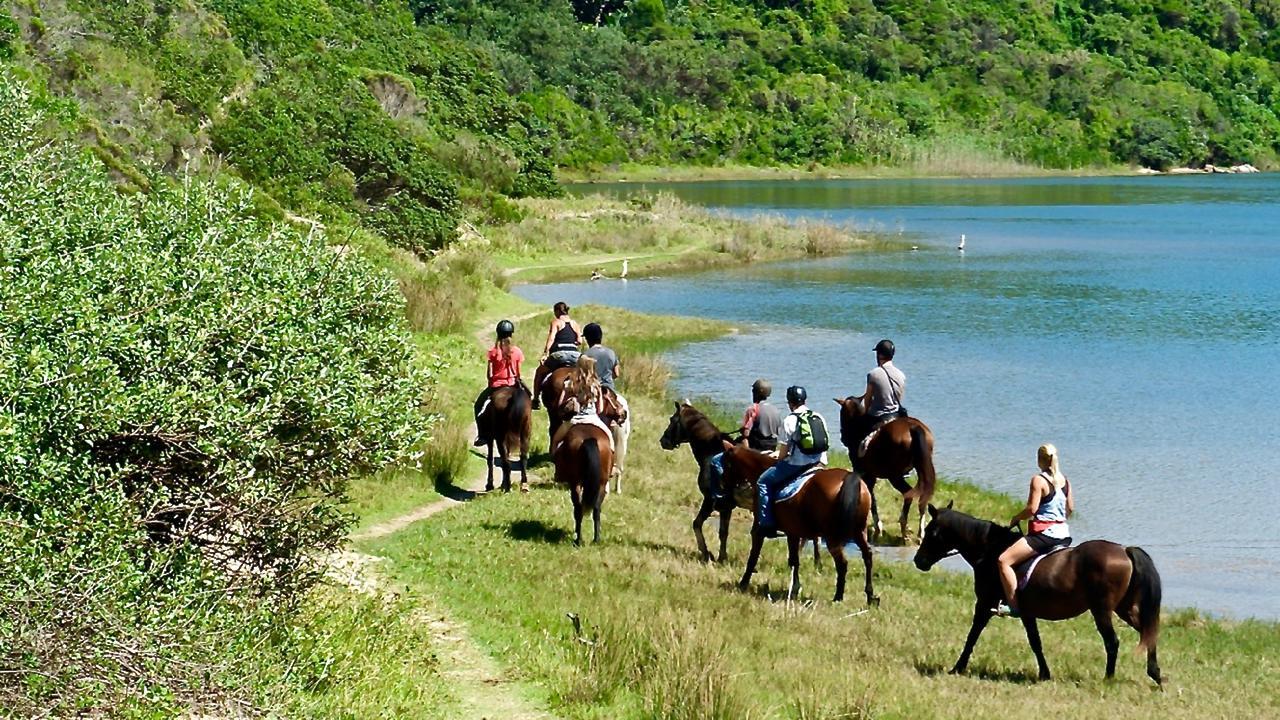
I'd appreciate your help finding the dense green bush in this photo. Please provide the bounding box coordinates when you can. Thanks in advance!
[0,73,427,712]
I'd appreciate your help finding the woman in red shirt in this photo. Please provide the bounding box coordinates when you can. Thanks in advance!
[473,319,525,446]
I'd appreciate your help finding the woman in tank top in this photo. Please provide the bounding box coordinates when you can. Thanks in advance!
[995,443,1075,617]
[531,302,583,409]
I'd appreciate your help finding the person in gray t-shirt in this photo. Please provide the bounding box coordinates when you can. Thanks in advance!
[861,338,906,421]
[582,323,619,391]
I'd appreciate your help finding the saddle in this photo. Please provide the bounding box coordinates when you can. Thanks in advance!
[553,413,614,456]
[856,410,909,458]
[1014,544,1070,592]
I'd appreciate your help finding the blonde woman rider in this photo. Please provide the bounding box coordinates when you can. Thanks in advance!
[995,443,1075,617]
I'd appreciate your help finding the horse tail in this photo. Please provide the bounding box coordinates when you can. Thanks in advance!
[905,423,936,504]
[581,437,603,509]
[832,472,865,544]
[1124,546,1163,651]
[509,382,531,423]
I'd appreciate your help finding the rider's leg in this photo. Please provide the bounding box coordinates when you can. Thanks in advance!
[473,387,493,446]
[997,537,1036,610]
[755,462,804,532]
[707,452,725,500]
[530,364,547,408]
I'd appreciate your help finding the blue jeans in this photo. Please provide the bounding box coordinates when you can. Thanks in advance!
[756,462,814,529]
[706,452,726,500]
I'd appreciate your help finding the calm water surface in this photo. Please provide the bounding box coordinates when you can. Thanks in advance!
[520,176,1280,619]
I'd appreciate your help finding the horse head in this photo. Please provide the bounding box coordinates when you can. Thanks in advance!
[913,500,957,570]
[601,388,628,426]
[659,400,690,450]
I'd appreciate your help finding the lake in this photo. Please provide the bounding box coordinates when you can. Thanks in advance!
[518,175,1280,619]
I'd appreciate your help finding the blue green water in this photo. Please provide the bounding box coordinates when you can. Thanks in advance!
[519,175,1280,619]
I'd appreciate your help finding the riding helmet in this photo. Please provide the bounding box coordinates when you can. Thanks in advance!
[786,385,807,405]
[496,319,515,339]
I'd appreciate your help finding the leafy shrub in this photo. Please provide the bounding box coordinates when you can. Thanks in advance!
[0,73,427,712]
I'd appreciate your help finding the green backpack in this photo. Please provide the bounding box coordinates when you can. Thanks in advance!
[794,410,829,454]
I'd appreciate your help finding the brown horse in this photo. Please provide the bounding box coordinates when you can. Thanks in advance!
[659,402,742,563]
[477,383,532,492]
[552,422,614,545]
[723,442,878,605]
[914,503,1163,684]
[539,367,575,443]
[833,397,936,542]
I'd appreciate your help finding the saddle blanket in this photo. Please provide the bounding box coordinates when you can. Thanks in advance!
[1015,545,1070,591]
[775,466,824,504]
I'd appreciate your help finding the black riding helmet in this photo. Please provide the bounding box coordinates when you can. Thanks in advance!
[786,385,807,405]
[496,319,515,339]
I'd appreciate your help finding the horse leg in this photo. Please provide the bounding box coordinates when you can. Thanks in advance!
[812,538,822,570]
[571,486,584,546]
[786,535,802,601]
[951,603,993,674]
[898,494,912,543]
[497,439,512,493]
[854,529,878,607]
[1118,602,1162,685]
[1092,607,1120,679]
[716,506,732,563]
[1021,616,1052,681]
[828,542,848,602]
[738,529,766,593]
[591,489,603,544]
[692,494,715,563]
[868,483,883,541]
[485,440,495,492]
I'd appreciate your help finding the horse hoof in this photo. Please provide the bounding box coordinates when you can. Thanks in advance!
[485,483,494,492]
[948,666,964,676]
[868,596,881,608]
[737,581,750,593]
[520,483,529,493]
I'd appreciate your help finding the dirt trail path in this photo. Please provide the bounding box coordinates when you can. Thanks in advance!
[333,307,557,719]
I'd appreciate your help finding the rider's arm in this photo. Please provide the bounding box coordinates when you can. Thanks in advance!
[612,358,621,380]
[740,404,757,435]
[486,350,498,384]
[1011,476,1045,526]
[1065,477,1074,517]
[859,379,875,410]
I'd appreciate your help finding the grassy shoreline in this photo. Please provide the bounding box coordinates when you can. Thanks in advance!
[557,161,1142,185]
[322,196,1280,718]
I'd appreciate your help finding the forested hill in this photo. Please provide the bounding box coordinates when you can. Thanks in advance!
[3,0,1280,258]
[420,0,1280,172]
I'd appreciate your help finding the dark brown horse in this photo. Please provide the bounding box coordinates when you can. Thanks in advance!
[723,442,878,605]
[552,422,614,545]
[539,367,575,443]
[914,503,1163,684]
[658,402,742,563]
[477,383,532,492]
[833,397,936,542]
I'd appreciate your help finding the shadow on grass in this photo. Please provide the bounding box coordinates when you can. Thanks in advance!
[499,519,571,544]
[432,471,481,503]
[914,660,1042,684]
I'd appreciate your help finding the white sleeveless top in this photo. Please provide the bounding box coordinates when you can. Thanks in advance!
[1032,471,1070,539]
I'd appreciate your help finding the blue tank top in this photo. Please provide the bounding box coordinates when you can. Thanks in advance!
[1032,472,1070,539]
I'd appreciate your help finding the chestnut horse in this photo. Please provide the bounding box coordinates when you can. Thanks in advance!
[539,367,575,443]
[914,503,1163,684]
[553,422,614,545]
[833,397,936,542]
[658,402,741,563]
[477,383,532,492]
[722,442,878,605]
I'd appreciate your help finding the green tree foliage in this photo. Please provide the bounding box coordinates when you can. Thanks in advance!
[414,0,1280,169]
[0,73,426,712]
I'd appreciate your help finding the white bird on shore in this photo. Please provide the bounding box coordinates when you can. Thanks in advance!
[620,259,629,279]
[911,245,919,252]
[957,234,966,252]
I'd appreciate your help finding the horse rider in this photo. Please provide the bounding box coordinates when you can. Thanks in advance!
[995,443,1075,617]
[551,354,611,450]
[531,301,583,409]
[706,378,784,500]
[582,322,626,418]
[754,386,828,537]
[850,338,907,468]
[473,319,525,446]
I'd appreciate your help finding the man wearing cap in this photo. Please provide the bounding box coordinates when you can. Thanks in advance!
[704,379,783,502]
[754,386,827,536]
[851,339,907,467]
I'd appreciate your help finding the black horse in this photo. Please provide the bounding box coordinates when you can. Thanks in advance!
[914,503,1163,684]
[659,401,740,563]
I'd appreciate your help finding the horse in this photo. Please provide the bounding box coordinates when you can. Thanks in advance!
[552,421,614,545]
[833,397,937,542]
[539,367,575,443]
[476,383,532,492]
[658,401,741,563]
[722,441,878,605]
[913,503,1163,684]
[604,388,631,495]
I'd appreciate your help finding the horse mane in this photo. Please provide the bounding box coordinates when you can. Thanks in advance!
[940,508,1019,556]
[679,404,727,444]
